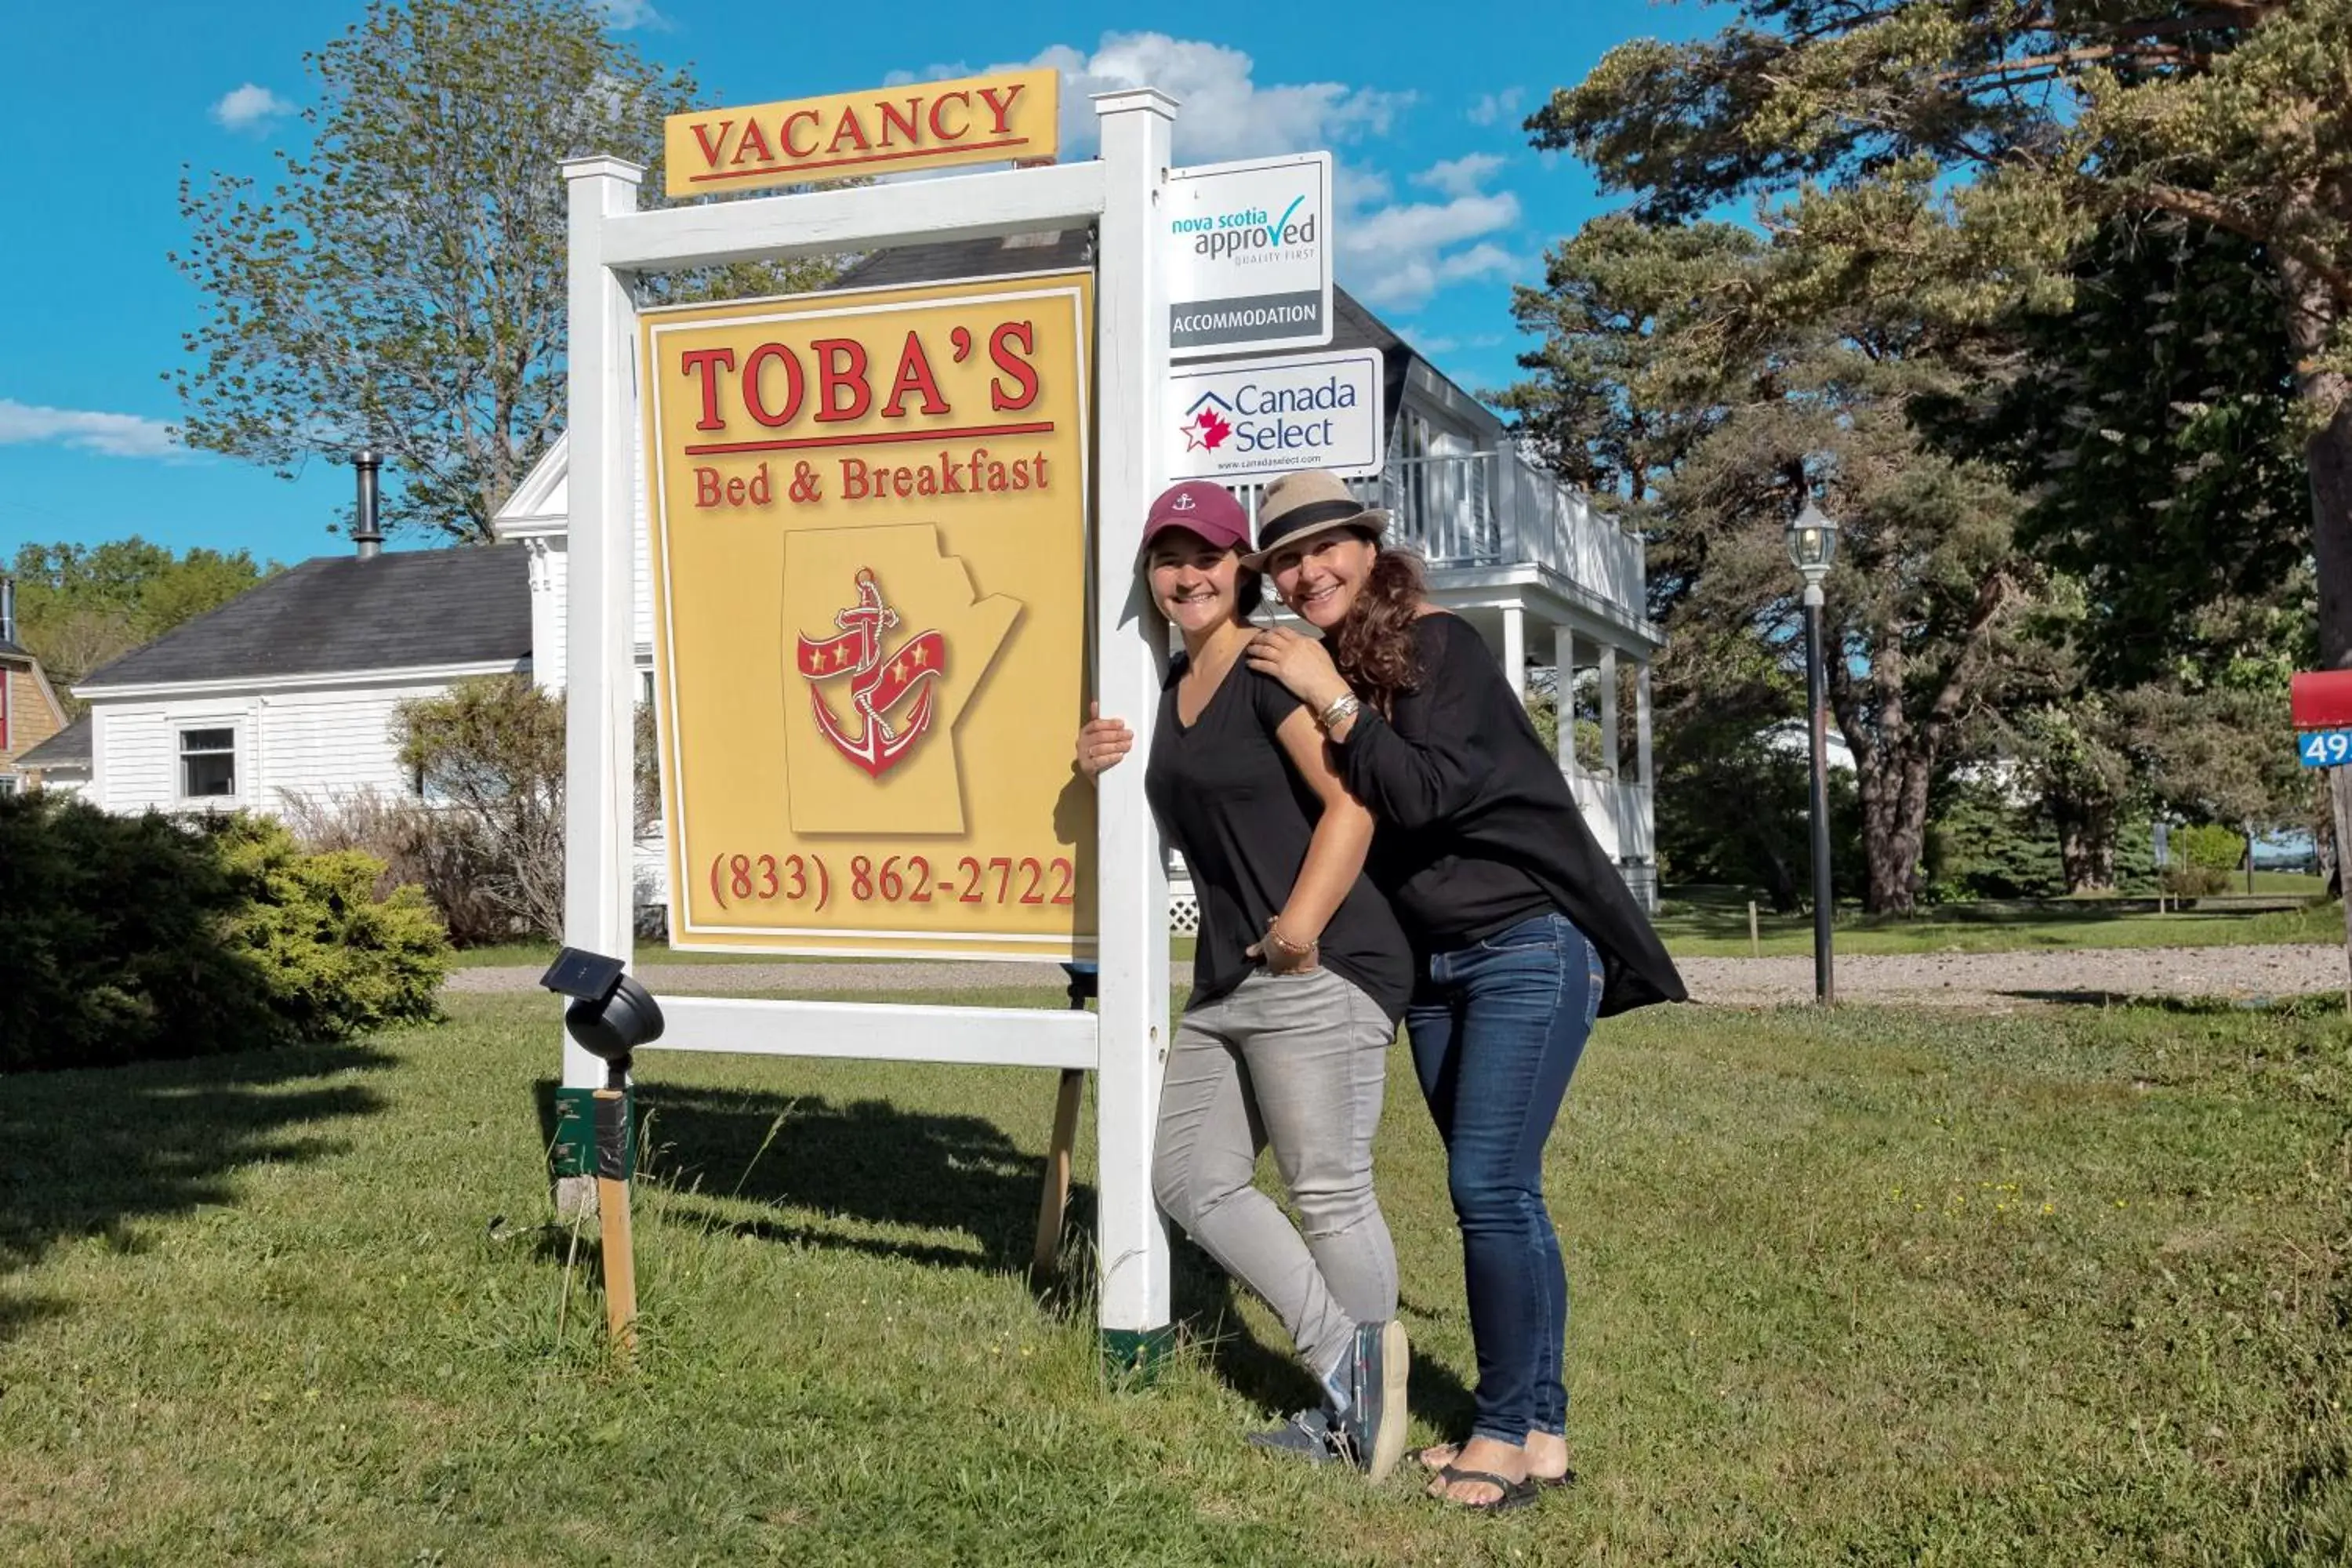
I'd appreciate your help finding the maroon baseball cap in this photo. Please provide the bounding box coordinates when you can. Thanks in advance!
[1138,481,1250,556]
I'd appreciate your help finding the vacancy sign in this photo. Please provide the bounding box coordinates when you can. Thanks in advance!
[1166,152,1334,359]
[665,70,1060,197]
[1169,348,1385,481]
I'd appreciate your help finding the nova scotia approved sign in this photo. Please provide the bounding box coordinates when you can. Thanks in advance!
[638,273,1094,960]
[1165,152,1334,360]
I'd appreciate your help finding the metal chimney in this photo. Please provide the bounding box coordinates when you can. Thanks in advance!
[0,575,14,645]
[352,448,384,560]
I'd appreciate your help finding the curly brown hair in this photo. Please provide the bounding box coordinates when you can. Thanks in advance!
[1329,540,1427,715]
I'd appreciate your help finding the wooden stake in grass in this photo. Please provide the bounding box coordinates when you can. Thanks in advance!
[2332,766,2352,1016]
[1748,901,1761,959]
[1033,964,1096,1287]
[594,1077,637,1358]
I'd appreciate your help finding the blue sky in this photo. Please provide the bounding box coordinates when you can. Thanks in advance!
[0,0,1708,566]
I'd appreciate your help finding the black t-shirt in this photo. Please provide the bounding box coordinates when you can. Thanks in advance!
[1143,655,1413,1021]
[1335,613,1689,1017]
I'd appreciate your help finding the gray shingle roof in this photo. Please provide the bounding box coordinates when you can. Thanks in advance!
[0,638,29,661]
[78,543,532,690]
[15,715,89,771]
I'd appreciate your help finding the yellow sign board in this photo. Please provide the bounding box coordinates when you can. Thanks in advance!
[664,70,1060,198]
[640,272,1095,959]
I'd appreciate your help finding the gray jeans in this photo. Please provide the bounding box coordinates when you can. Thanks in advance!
[1152,967,1398,1380]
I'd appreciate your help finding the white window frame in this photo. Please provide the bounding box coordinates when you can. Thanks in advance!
[176,722,241,804]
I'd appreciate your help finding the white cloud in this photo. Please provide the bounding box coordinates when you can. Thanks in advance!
[1340,149,1523,310]
[884,36,1526,314]
[1415,152,1507,200]
[211,83,292,132]
[1468,88,1526,127]
[0,400,180,459]
[594,0,670,29]
[919,34,1407,165]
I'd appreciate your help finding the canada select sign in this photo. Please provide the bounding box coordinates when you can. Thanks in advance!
[1168,349,1385,481]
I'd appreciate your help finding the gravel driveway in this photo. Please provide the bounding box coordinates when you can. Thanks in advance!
[446,943,2350,1009]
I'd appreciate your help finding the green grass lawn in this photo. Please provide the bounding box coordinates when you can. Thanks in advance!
[1656,884,2348,957]
[7,994,2345,1564]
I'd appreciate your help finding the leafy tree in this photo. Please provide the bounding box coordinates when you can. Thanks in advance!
[8,539,276,710]
[1926,216,2315,686]
[1533,0,2352,674]
[394,676,567,938]
[171,0,844,543]
[1505,211,2058,913]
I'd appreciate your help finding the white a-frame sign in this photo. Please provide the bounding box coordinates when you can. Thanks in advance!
[557,85,1178,1363]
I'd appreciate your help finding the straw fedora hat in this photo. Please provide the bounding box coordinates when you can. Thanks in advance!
[1240,470,1391,570]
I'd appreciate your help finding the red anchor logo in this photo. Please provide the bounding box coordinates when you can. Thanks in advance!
[794,568,947,778]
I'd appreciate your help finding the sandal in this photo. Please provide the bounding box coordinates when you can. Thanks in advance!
[1418,1443,1576,1488]
[1430,1464,1540,1513]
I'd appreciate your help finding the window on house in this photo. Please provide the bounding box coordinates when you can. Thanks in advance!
[0,775,18,798]
[179,728,237,799]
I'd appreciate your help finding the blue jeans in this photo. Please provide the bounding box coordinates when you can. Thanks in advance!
[1406,910,1603,1447]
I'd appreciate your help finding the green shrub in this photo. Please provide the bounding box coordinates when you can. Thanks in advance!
[2174,822,2247,873]
[0,793,450,1072]
[1922,786,2067,902]
[205,815,451,1040]
[2161,863,2233,898]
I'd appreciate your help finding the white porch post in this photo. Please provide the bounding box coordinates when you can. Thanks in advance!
[1599,643,1621,782]
[1552,625,1577,784]
[558,156,643,1086]
[1502,604,1526,704]
[1091,87,1176,1366]
[1636,659,1655,793]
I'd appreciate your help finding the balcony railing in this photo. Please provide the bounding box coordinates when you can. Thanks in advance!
[1238,451,1647,622]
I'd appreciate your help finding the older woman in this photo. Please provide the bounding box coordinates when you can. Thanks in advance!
[1242,470,1687,1512]
[1076,479,1414,1481]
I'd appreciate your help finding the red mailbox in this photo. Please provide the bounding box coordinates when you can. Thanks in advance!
[2290,670,2352,731]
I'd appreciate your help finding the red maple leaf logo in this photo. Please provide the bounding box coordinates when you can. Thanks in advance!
[1196,406,1232,450]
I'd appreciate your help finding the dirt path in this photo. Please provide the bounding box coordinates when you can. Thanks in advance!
[445,943,2349,1009]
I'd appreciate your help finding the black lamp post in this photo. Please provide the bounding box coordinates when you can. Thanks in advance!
[1787,500,1840,1005]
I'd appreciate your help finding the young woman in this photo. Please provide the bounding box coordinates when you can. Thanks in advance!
[1240,469,1688,1513]
[1075,479,1415,1482]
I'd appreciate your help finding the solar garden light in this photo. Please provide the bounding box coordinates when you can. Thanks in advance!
[539,948,666,1354]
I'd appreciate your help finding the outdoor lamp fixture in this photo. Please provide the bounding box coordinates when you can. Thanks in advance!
[1786,499,1840,1005]
[540,947,666,1355]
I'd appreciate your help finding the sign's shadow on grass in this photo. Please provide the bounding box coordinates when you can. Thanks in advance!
[0,1042,394,1345]
[629,1084,1062,1276]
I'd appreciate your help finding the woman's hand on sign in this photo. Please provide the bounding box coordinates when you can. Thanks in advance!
[1076,704,1134,777]
[1246,629,1350,713]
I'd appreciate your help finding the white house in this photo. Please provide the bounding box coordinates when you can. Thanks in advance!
[63,234,1664,915]
[67,548,532,815]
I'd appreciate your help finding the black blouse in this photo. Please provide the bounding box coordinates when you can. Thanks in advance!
[1144,656,1414,1021]
[1333,613,1687,1016]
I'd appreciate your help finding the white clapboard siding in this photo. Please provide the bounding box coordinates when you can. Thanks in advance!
[88,670,521,816]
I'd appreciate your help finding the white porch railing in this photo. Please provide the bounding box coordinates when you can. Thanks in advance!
[1376,453,1646,619]
[1236,452,1648,624]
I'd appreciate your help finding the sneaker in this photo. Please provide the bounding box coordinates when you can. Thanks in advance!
[1247,1406,1342,1465]
[1332,1319,1410,1482]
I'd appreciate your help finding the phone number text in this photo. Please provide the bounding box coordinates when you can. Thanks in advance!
[705,851,1076,913]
